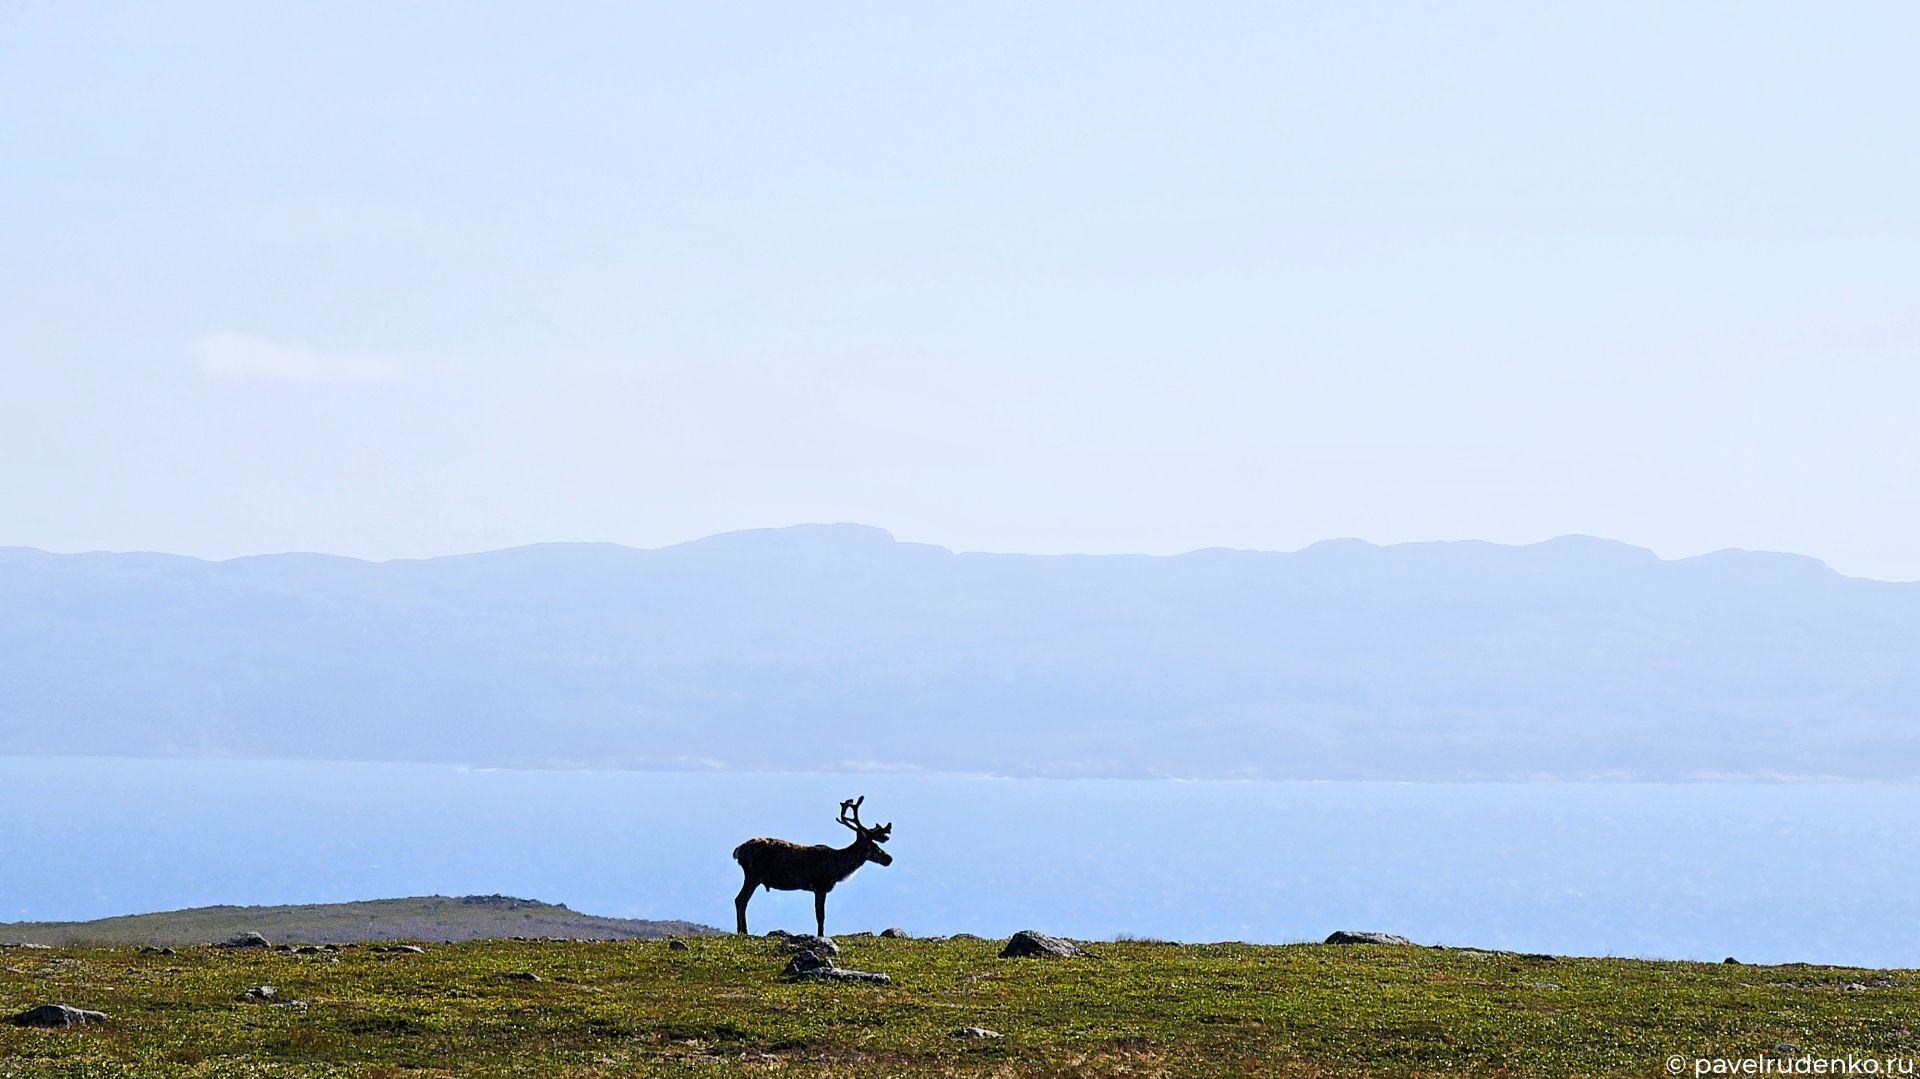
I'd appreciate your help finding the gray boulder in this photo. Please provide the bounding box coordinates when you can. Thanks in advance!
[11,1004,107,1028]
[243,985,276,1001]
[1324,931,1416,946]
[781,949,890,984]
[950,1026,1004,1039]
[783,934,838,956]
[999,930,1083,958]
[219,931,271,949]
[668,939,690,951]
[879,927,910,939]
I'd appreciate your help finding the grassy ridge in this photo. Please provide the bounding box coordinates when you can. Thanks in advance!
[1,935,1914,1077]
[0,896,716,947]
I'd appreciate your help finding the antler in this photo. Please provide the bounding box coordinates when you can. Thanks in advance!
[836,795,867,833]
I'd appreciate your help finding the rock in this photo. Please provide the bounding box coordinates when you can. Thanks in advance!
[765,929,791,938]
[819,967,890,984]
[372,945,424,954]
[219,932,271,949]
[950,1026,1004,1039]
[137,946,176,956]
[11,1004,108,1028]
[781,949,891,984]
[499,971,542,982]
[783,949,834,977]
[948,933,982,941]
[880,928,910,939]
[0,943,51,950]
[1843,982,1870,992]
[1324,931,1416,946]
[999,930,1083,959]
[783,934,838,956]
[1724,957,1741,964]
[668,939,690,951]
[243,985,276,1000]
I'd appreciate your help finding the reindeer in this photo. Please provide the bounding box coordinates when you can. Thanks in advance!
[732,796,893,936]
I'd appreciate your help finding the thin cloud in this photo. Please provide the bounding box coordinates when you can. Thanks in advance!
[192,330,403,385]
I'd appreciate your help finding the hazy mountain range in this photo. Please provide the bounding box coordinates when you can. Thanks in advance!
[0,895,715,946]
[2,524,1914,780]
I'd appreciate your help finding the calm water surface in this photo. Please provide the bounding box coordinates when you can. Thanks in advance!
[2,758,1915,967]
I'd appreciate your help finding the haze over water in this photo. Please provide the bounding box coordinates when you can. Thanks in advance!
[6,758,1915,969]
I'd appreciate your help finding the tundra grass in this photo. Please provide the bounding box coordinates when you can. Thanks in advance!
[1,935,1913,1077]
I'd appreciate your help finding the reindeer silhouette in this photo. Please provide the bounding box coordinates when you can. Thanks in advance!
[732,796,893,936]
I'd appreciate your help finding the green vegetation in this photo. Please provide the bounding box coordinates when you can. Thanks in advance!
[2,935,1914,1077]
[0,896,715,947]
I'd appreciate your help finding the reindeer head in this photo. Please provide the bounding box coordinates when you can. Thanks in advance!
[837,796,894,866]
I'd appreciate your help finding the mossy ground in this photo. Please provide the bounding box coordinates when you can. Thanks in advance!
[1,935,1913,1077]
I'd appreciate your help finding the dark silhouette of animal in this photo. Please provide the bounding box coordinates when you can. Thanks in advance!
[732,796,893,936]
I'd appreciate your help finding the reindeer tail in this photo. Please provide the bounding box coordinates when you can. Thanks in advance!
[732,841,774,892]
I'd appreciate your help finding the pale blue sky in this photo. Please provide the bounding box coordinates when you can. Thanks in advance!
[4,3,1917,577]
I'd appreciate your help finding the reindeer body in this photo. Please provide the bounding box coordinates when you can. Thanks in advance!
[732,797,893,936]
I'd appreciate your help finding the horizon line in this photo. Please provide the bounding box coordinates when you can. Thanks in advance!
[3,522,1914,585]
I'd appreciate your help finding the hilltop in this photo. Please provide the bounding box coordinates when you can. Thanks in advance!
[4,523,1918,780]
[0,934,1912,1077]
[0,895,717,947]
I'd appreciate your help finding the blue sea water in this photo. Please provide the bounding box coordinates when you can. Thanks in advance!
[2,758,1914,967]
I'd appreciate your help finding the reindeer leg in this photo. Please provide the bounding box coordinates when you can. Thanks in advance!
[814,889,827,938]
[735,877,757,935]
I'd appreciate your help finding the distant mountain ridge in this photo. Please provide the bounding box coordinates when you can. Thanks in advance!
[2,524,1915,780]
[0,895,717,946]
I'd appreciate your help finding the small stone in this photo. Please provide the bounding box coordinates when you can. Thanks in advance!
[1324,931,1416,947]
[950,1026,1003,1039]
[10,1004,108,1028]
[999,930,1083,959]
